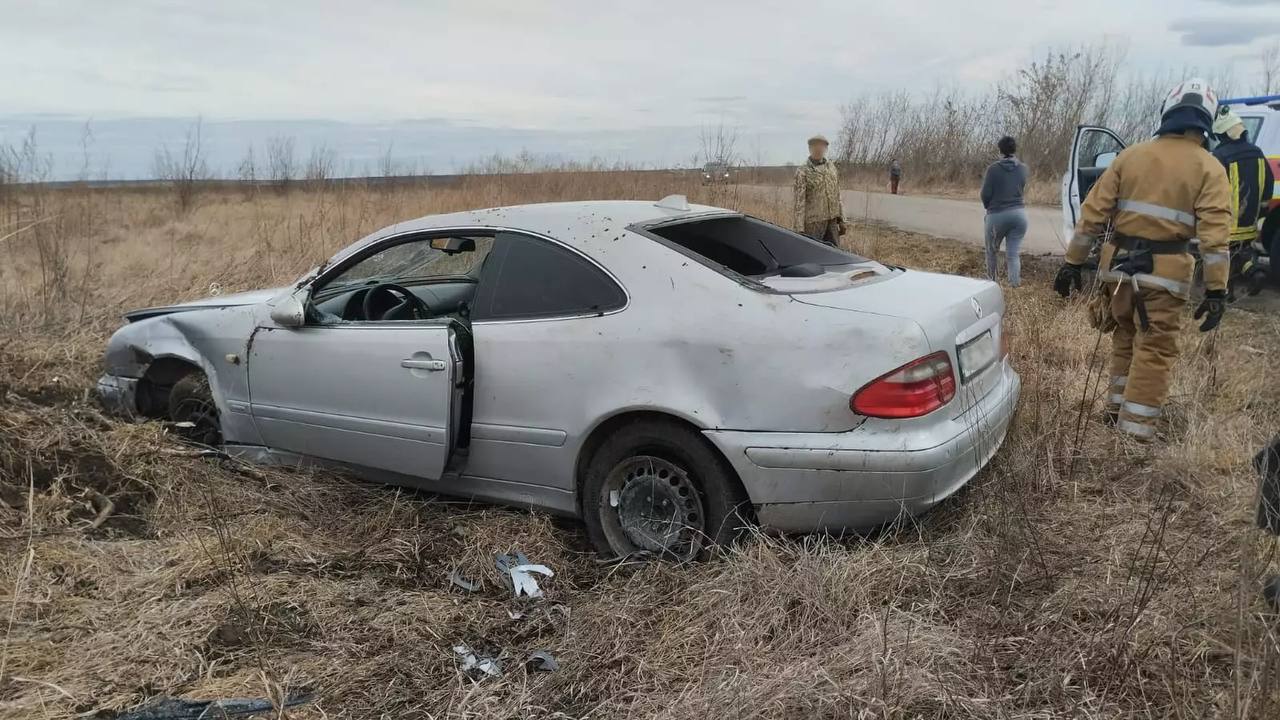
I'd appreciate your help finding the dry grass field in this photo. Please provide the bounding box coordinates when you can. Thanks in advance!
[2,173,1280,718]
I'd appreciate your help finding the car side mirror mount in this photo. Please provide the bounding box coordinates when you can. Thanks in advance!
[269,291,306,328]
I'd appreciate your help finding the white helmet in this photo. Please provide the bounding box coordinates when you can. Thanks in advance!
[1161,78,1218,133]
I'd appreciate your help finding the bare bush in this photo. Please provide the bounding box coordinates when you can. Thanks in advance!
[1263,41,1280,95]
[699,121,739,167]
[152,117,210,213]
[266,135,297,193]
[305,143,336,182]
[836,41,1264,192]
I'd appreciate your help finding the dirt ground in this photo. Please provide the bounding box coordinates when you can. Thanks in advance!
[2,176,1280,718]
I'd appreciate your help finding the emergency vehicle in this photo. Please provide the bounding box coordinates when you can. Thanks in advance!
[1062,96,1280,288]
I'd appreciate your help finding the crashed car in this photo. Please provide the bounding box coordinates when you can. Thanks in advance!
[98,195,1020,559]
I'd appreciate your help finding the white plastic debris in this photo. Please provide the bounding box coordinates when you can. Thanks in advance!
[495,551,555,599]
[453,643,502,678]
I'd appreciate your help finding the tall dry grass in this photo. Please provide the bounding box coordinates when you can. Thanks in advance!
[1,173,1279,718]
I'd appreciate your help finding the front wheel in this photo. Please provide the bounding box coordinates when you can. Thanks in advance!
[581,419,751,561]
[168,373,222,447]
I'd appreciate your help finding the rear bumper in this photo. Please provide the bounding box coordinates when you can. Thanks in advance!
[96,373,139,417]
[704,360,1020,533]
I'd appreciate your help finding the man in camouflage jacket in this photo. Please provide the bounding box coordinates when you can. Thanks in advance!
[793,134,846,245]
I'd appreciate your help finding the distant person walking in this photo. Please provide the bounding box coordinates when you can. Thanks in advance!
[889,159,902,194]
[793,134,846,245]
[980,136,1029,287]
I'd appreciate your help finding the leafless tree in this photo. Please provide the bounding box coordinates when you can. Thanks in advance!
[152,117,210,213]
[378,143,400,177]
[266,135,296,193]
[698,121,738,167]
[305,143,336,182]
[1263,41,1280,94]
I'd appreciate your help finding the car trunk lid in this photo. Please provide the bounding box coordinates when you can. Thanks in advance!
[789,269,1007,415]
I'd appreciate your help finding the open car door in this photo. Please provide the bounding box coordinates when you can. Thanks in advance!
[247,319,464,482]
[1062,125,1127,252]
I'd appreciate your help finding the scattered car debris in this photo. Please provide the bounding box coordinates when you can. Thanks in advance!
[453,643,502,678]
[494,551,554,598]
[113,692,313,720]
[507,610,525,620]
[448,568,480,593]
[526,650,560,672]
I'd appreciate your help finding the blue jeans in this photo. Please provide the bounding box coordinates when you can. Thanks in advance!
[984,208,1027,287]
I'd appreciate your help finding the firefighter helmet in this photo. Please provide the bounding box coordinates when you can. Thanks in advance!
[1161,78,1218,133]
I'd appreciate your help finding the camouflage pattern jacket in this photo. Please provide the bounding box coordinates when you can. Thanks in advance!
[793,158,845,231]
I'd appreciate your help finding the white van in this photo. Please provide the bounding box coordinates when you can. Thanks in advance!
[1062,97,1280,283]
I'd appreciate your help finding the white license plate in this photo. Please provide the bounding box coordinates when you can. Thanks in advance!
[958,331,996,382]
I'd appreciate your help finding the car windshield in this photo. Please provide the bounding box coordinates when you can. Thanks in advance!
[704,163,727,173]
[646,216,868,283]
[324,236,494,293]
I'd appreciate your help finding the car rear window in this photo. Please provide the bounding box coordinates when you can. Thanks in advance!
[646,216,867,280]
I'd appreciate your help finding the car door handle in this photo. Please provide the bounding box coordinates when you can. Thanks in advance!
[401,358,446,371]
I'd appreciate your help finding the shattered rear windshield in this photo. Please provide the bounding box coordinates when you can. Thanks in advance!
[645,216,867,280]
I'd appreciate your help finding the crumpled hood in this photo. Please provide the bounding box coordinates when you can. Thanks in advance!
[124,287,286,322]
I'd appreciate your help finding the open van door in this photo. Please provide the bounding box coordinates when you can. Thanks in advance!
[1062,125,1127,253]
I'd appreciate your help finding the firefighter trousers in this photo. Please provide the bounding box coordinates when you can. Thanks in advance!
[1105,282,1186,439]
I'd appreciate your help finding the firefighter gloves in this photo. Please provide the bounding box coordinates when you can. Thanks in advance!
[1194,290,1226,332]
[1054,263,1083,298]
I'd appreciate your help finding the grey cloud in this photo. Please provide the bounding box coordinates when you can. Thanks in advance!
[1170,17,1280,46]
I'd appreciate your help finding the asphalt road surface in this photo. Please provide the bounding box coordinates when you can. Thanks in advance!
[748,186,1068,256]
[838,190,1067,256]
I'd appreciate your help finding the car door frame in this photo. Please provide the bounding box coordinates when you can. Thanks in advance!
[247,227,488,483]
[1062,125,1127,245]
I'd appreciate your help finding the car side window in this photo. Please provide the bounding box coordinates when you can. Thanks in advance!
[320,235,494,292]
[472,233,625,321]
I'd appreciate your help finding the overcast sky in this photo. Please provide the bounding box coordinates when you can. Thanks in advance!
[4,0,1280,178]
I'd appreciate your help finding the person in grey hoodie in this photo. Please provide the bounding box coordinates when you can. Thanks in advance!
[980,136,1030,286]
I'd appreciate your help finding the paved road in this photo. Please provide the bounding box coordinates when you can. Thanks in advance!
[839,190,1067,256]
[748,186,1068,256]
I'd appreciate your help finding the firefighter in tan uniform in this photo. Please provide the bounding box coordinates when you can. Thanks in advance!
[1054,78,1233,440]
[794,134,846,245]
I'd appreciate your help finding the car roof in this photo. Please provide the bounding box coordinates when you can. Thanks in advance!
[397,199,725,234]
[332,200,734,265]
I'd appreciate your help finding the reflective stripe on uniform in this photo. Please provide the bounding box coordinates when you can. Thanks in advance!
[1108,393,1125,405]
[1115,199,1197,228]
[1122,401,1161,418]
[1098,267,1191,297]
[1110,375,1127,388]
[1229,161,1241,232]
[1202,251,1229,269]
[1117,419,1156,438]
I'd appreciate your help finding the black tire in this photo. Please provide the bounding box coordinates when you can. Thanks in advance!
[168,372,222,446]
[581,419,751,561]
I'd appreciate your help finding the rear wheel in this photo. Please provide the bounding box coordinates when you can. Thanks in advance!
[168,373,222,446]
[582,419,751,561]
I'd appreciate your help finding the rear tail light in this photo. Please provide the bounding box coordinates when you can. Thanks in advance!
[851,352,956,419]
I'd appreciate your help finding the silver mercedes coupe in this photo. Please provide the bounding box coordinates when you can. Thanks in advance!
[97,196,1020,559]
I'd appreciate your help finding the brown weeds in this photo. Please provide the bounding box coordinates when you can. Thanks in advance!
[0,176,1278,718]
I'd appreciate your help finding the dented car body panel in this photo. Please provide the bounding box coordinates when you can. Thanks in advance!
[98,199,1020,532]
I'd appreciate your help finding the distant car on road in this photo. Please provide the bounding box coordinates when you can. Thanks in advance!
[702,162,732,184]
[97,196,1019,559]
